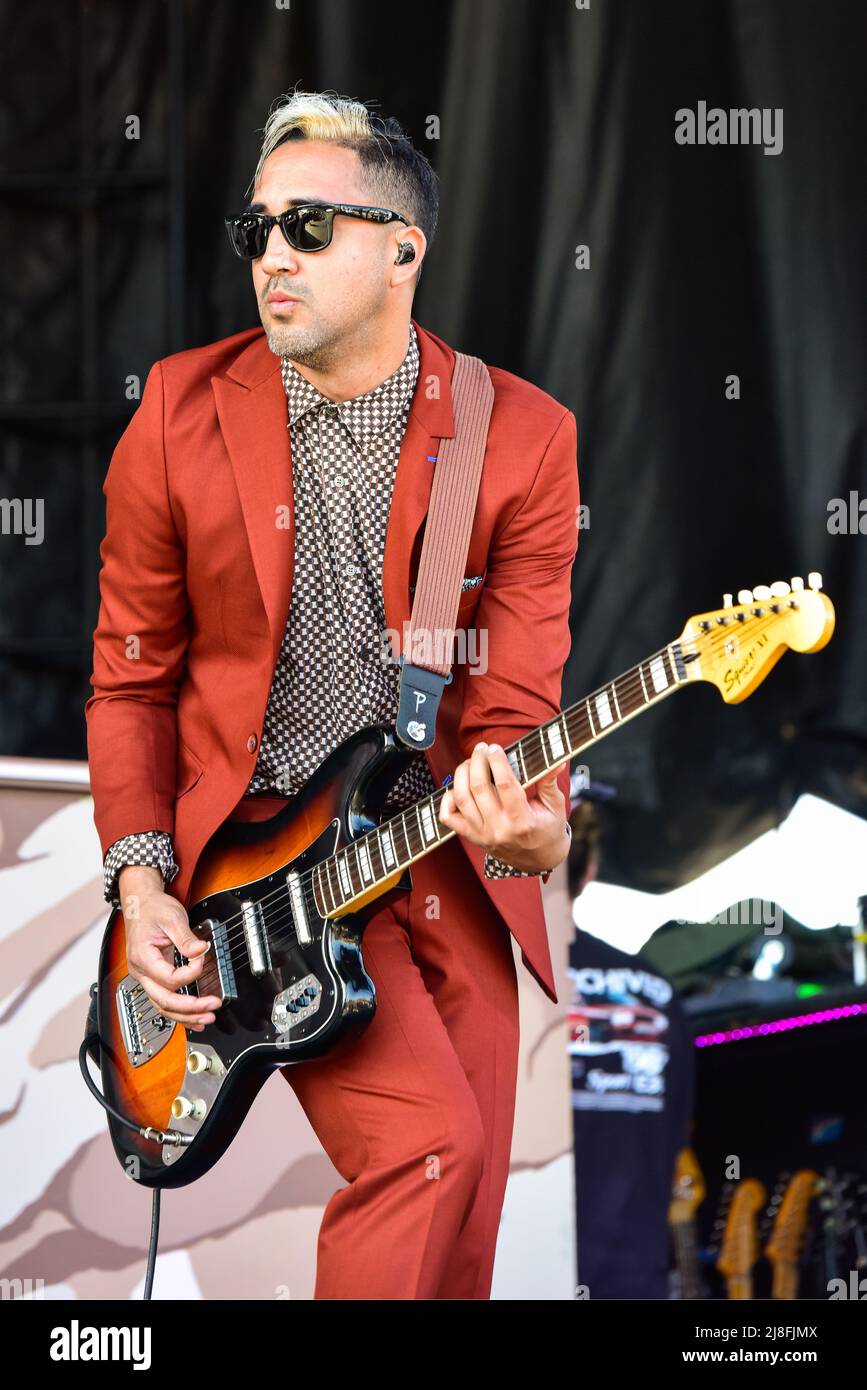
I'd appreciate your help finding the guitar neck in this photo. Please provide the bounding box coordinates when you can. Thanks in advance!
[313,640,690,918]
[771,1263,800,1300]
[727,1274,754,1300]
[672,1220,704,1300]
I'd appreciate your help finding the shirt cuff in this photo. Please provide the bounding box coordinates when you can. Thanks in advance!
[103,831,179,907]
[483,852,549,880]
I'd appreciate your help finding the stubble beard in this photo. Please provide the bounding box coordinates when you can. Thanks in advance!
[262,280,386,371]
[262,314,339,371]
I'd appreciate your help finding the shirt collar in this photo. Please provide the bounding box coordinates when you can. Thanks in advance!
[281,322,420,448]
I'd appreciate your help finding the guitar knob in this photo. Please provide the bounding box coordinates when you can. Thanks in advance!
[171,1094,207,1121]
[790,576,804,591]
[808,571,823,590]
[770,581,791,597]
[737,589,753,604]
[187,1050,215,1075]
[722,593,733,608]
[753,585,772,601]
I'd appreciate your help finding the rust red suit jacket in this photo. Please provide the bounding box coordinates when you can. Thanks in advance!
[85,317,579,1004]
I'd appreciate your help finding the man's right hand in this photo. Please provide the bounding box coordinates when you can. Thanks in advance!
[118,865,222,1032]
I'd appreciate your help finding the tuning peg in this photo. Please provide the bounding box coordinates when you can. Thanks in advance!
[791,576,804,591]
[753,585,772,601]
[737,589,753,604]
[770,581,791,597]
[808,571,823,591]
[722,593,733,608]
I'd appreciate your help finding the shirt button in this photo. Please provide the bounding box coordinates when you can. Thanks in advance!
[247,733,258,753]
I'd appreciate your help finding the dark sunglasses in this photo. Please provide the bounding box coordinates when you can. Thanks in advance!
[224,201,410,260]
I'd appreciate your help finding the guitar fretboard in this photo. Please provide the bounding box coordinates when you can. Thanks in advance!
[311,641,689,916]
[672,1221,704,1300]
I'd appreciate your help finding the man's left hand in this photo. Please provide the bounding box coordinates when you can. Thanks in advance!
[437,741,570,872]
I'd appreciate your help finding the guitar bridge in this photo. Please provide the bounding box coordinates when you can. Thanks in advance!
[116,975,174,1067]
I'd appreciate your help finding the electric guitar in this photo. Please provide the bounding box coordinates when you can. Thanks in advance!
[93,575,835,1187]
[668,1148,708,1299]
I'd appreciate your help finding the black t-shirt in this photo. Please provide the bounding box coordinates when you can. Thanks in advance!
[568,930,694,1299]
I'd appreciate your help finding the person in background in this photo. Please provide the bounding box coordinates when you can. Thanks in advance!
[543,785,694,1299]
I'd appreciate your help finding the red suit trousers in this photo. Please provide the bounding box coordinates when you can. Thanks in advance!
[270,823,521,1300]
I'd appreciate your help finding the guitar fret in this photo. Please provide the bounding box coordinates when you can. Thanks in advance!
[419,798,439,844]
[666,645,678,684]
[539,728,551,767]
[368,831,384,881]
[358,839,373,883]
[545,718,566,763]
[571,705,591,751]
[639,663,649,703]
[399,812,413,862]
[585,698,596,737]
[530,731,544,780]
[349,843,364,896]
[594,690,614,729]
[616,670,640,720]
[380,825,396,870]
[337,852,352,901]
[559,712,572,755]
[610,681,621,721]
[323,858,339,912]
[649,653,669,693]
[312,863,326,915]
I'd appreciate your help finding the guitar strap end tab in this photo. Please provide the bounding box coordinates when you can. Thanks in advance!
[395,656,453,750]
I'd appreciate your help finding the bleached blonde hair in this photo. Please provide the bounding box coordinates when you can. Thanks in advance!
[246,87,439,258]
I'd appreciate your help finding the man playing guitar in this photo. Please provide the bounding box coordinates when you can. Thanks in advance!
[86,87,579,1299]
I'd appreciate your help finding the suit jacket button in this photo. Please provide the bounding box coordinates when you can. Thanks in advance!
[247,733,258,753]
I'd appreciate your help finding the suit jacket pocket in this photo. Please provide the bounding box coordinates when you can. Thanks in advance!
[409,572,486,622]
[177,737,205,798]
[455,571,486,623]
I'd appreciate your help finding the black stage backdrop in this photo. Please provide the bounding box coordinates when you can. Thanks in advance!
[1,0,864,891]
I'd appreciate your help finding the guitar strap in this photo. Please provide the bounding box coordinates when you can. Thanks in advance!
[394,351,494,751]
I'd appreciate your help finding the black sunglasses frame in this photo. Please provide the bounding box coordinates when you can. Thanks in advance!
[224,201,411,260]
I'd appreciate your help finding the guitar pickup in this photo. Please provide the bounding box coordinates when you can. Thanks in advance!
[285,869,312,945]
[241,899,271,977]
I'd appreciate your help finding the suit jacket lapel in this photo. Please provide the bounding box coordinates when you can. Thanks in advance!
[212,342,294,672]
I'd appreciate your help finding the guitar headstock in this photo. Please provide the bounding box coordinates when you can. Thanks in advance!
[718,1178,767,1278]
[766,1169,819,1268]
[669,1147,707,1226]
[678,574,835,704]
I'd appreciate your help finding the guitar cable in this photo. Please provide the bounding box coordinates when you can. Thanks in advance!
[80,982,165,1300]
